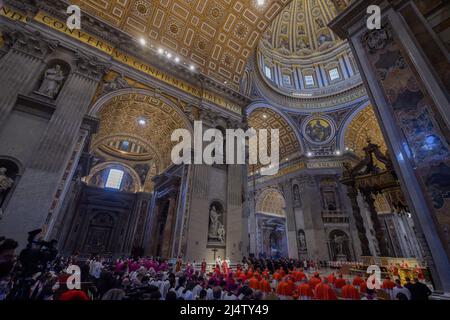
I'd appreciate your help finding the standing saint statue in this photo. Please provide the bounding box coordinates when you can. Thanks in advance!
[209,206,219,236]
[208,204,225,243]
[334,234,345,255]
[37,65,65,99]
[0,167,14,200]
[0,167,14,218]
[217,225,226,243]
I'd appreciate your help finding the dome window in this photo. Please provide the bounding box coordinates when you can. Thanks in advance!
[264,66,273,80]
[304,75,315,86]
[329,68,340,81]
[282,74,292,86]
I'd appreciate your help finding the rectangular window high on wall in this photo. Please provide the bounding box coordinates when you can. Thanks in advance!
[264,66,272,79]
[282,74,292,86]
[329,68,340,81]
[105,169,124,189]
[304,75,315,86]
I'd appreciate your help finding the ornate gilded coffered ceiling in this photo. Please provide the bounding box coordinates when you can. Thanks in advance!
[69,0,295,88]
[344,105,387,161]
[248,107,301,167]
[256,188,286,216]
[260,0,342,58]
[92,92,189,170]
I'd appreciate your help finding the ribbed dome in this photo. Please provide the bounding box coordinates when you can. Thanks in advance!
[256,0,363,105]
[260,0,342,58]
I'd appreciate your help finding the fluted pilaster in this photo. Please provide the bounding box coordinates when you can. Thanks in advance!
[0,25,58,125]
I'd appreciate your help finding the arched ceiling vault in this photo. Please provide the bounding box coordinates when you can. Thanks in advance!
[256,188,286,216]
[70,0,345,88]
[344,105,388,162]
[260,0,341,58]
[248,107,301,169]
[92,92,189,170]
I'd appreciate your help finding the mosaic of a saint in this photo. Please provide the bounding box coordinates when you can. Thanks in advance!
[305,118,332,143]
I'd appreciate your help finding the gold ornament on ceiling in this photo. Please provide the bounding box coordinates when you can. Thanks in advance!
[256,188,286,216]
[248,108,300,169]
[345,105,388,162]
[70,0,295,87]
[260,0,342,58]
[92,92,189,170]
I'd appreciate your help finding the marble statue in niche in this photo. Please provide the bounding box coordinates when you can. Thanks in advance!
[331,231,349,261]
[0,167,14,206]
[208,203,225,244]
[323,190,337,211]
[37,65,65,99]
[293,184,300,201]
[297,229,307,252]
[333,234,345,255]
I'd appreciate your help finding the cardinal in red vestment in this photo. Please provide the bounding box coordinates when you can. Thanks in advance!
[259,276,272,293]
[334,274,346,289]
[314,278,338,300]
[249,275,260,290]
[297,279,314,300]
[341,281,360,300]
[327,272,336,285]
[201,259,207,274]
[352,275,365,287]
[382,276,396,290]
[309,272,322,288]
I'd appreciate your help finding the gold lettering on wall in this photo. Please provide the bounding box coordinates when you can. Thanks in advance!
[0,6,29,22]
[10,10,242,114]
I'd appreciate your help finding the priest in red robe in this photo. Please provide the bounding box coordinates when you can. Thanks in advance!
[309,272,322,289]
[297,279,314,300]
[314,278,338,300]
[341,280,360,300]
[334,274,347,290]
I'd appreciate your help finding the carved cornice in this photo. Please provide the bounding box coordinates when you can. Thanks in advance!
[3,0,39,15]
[252,50,367,112]
[4,0,251,105]
[0,23,59,59]
[329,0,407,39]
[74,50,111,81]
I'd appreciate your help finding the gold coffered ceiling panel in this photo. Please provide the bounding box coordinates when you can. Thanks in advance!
[345,105,387,160]
[260,0,342,58]
[248,108,300,165]
[71,0,292,87]
[92,92,188,169]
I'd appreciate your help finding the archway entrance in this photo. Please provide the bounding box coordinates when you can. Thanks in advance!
[255,188,289,258]
[58,89,191,257]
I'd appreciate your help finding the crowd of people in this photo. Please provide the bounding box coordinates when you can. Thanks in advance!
[0,235,432,301]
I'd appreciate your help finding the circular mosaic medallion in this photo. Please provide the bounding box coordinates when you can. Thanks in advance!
[303,116,335,144]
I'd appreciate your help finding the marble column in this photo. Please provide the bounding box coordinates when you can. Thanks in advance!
[346,183,371,256]
[330,0,450,292]
[361,191,390,257]
[297,175,328,260]
[143,190,159,256]
[280,180,299,259]
[226,164,245,262]
[0,50,110,247]
[0,25,57,126]
[161,193,178,258]
[127,192,152,254]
